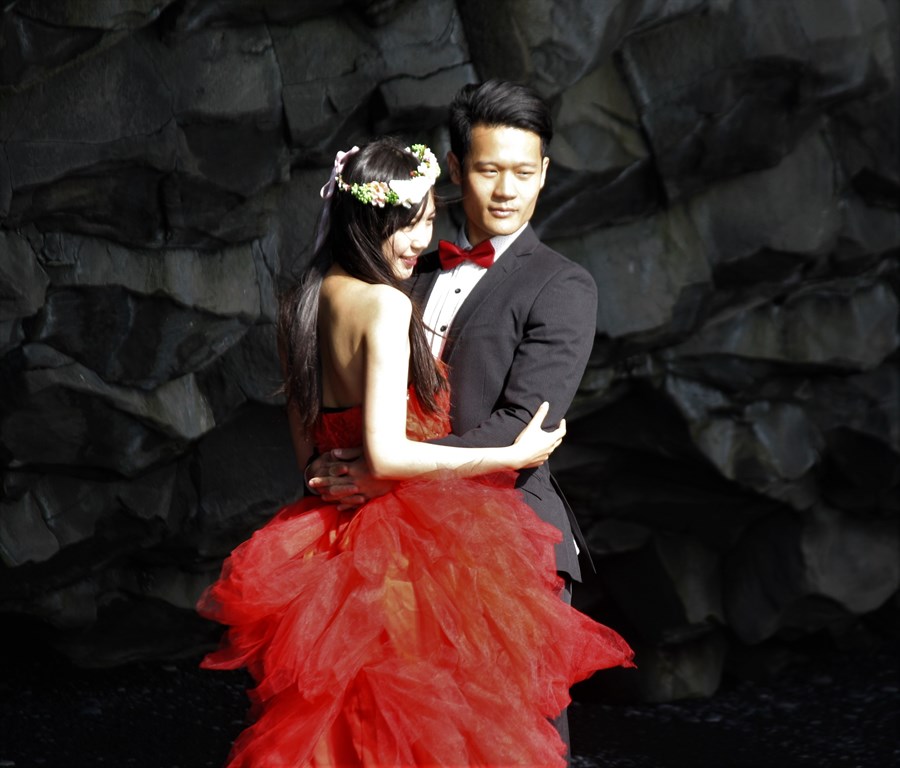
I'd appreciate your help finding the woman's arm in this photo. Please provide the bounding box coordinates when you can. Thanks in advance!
[361,286,564,480]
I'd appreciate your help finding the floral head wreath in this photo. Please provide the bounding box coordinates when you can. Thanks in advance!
[335,144,440,209]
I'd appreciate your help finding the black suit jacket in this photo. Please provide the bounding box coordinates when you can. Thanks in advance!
[410,224,598,580]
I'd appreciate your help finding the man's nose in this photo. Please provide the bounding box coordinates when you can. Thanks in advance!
[493,171,515,198]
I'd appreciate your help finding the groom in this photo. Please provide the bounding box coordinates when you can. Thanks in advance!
[413,79,598,586]
[308,79,598,747]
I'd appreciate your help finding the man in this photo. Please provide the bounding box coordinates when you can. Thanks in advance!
[308,78,599,755]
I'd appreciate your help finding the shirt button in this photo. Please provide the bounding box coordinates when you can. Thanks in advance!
[440,325,447,332]
[454,288,461,294]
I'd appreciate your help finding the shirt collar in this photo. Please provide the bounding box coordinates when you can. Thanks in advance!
[457,222,528,262]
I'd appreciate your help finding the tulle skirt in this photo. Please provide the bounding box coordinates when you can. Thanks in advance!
[198,472,634,767]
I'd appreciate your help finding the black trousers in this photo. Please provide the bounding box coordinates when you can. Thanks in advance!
[553,576,573,765]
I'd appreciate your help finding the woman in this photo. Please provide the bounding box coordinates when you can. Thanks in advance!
[198,137,634,767]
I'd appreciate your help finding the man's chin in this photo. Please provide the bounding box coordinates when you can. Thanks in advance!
[482,220,524,238]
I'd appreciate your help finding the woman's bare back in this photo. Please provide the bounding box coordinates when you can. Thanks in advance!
[318,267,409,409]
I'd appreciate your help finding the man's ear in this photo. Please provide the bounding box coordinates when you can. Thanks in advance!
[447,151,462,185]
[539,155,550,189]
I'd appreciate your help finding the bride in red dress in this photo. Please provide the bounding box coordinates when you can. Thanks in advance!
[197,138,634,767]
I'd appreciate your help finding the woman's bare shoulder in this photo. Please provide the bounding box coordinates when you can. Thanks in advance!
[367,282,411,309]
[322,275,410,323]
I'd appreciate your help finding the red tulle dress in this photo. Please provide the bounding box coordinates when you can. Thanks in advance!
[197,390,634,767]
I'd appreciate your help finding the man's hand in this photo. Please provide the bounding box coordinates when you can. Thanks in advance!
[306,447,395,511]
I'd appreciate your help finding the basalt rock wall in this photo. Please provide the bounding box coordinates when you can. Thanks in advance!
[1,0,898,701]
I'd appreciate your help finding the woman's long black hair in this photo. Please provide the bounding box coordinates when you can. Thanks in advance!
[277,137,446,429]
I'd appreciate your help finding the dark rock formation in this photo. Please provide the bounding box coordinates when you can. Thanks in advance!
[1,0,897,701]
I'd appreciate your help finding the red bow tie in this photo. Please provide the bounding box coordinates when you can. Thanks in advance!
[438,239,495,271]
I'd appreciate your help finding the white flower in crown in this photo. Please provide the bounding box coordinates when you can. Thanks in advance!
[389,175,435,208]
[409,144,441,182]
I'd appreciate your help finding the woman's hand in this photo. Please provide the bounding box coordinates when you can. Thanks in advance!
[511,402,566,468]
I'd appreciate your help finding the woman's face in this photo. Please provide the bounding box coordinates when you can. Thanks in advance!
[383,192,437,279]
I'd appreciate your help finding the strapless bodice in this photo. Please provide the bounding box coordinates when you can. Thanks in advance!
[313,388,451,452]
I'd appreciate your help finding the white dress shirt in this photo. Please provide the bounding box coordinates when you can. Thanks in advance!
[423,223,527,358]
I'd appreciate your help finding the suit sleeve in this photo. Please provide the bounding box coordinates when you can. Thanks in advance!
[434,262,598,449]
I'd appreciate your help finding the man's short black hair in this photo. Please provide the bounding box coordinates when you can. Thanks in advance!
[448,79,553,164]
